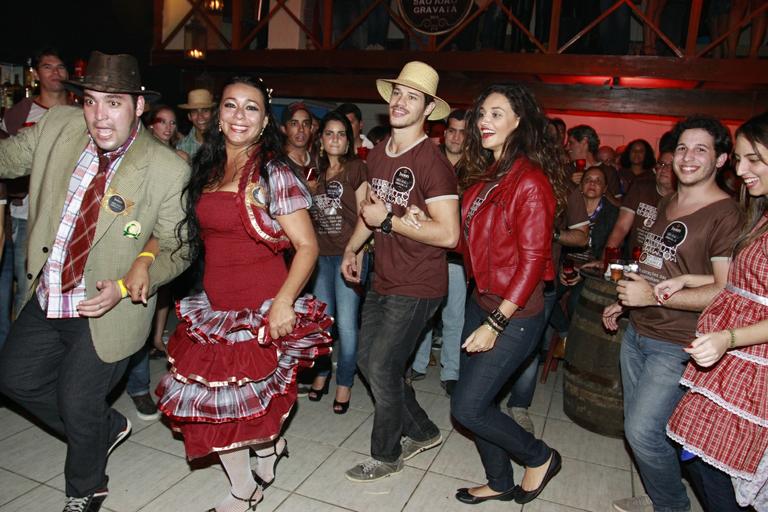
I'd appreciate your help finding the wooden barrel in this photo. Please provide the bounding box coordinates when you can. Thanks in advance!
[563,269,627,438]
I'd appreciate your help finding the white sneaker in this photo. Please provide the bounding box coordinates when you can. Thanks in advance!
[613,495,654,512]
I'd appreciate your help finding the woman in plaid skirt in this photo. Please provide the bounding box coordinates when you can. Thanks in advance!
[656,112,768,511]
[155,76,332,512]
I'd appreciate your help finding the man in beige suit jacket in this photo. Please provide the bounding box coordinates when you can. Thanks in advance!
[0,52,190,512]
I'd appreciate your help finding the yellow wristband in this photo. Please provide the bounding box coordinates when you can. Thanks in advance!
[117,279,128,299]
[137,251,156,262]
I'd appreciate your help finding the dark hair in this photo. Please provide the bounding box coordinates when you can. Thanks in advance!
[447,109,467,123]
[582,165,608,183]
[619,138,656,170]
[459,83,568,218]
[34,46,64,68]
[733,112,768,256]
[143,104,175,126]
[366,125,390,145]
[567,125,600,155]
[280,101,311,125]
[670,115,733,157]
[335,103,363,123]
[658,131,676,154]
[315,110,357,176]
[179,76,284,260]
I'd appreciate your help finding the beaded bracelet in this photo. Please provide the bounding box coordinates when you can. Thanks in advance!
[728,329,736,350]
[482,322,501,337]
[485,316,505,333]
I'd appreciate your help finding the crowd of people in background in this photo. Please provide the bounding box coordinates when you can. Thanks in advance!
[0,48,767,512]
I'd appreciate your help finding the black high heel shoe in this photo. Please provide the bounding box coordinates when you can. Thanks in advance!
[206,484,262,511]
[333,399,350,414]
[252,438,289,489]
[307,378,330,401]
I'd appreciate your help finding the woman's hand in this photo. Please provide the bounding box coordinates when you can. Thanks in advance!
[602,301,623,331]
[268,299,296,340]
[559,267,582,287]
[400,205,431,230]
[653,275,687,304]
[685,330,730,367]
[462,325,498,353]
[123,257,152,304]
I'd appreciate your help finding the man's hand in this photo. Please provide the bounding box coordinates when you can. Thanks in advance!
[360,191,389,228]
[76,280,122,318]
[341,248,361,283]
[616,273,658,307]
[602,302,623,331]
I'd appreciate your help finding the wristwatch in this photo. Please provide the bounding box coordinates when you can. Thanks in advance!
[380,212,395,234]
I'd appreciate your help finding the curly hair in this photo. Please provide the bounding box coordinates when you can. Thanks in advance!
[457,83,568,218]
[733,111,768,256]
[619,138,656,171]
[178,76,285,261]
[670,115,733,157]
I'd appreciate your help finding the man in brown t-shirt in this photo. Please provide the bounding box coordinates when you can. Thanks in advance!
[341,61,459,482]
[602,116,744,512]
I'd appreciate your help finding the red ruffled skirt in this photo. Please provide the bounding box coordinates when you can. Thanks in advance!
[155,292,333,459]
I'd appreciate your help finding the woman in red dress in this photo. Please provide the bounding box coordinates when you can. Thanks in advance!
[660,112,768,510]
[155,77,332,512]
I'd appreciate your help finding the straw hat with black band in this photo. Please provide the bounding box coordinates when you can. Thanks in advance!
[63,51,161,102]
[376,61,450,121]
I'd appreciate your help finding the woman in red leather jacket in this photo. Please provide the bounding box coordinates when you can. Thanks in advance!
[450,83,562,506]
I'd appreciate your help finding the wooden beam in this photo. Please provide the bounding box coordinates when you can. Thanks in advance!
[151,49,768,85]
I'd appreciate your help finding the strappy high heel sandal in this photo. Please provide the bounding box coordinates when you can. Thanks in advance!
[206,484,263,512]
[252,437,289,489]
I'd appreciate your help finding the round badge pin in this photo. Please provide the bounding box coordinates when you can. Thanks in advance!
[123,220,142,239]
[107,194,127,214]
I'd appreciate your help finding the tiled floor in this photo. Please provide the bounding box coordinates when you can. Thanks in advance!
[0,358,704,512]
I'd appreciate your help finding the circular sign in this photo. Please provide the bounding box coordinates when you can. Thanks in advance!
[392,167,415,193]
[397,0,473,35]
[326,181,344,199]
[662,221,687,248]
[107,194,126,214]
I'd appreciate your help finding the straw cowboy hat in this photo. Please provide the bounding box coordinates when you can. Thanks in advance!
[376,61,450,121]
[178,89,216,110]
[63,51,161,102]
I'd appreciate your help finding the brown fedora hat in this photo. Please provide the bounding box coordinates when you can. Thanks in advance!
[63,51,161,101]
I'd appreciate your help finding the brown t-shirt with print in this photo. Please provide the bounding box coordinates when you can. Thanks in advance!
[309,159,367,256]
[368,135,458,298]
[630,195,744,345]
[620,178,663,254]
[554,186,590,268]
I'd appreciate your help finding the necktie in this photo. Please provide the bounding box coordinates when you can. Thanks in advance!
[60,152,118,292]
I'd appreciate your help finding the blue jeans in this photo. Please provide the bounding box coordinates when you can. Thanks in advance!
[11,217,27,315]
[0,237,15,348]
[125,345,150,397]
[451,297,552,492]
[357,290,442,463]
[621,323,690,512]
[506,285,558,408]
[311,254,367,388]
[412,262,465,381]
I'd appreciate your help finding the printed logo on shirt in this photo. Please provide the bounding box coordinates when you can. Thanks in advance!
[637,202,658,228]
[640,220,688,269]
[370,167,415,208]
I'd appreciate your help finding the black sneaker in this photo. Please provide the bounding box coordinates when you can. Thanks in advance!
[63,489,108,512]
[107,414,132,457]
[441,379,457,396]
[130,393,161,421]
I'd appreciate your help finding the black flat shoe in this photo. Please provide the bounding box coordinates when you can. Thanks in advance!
[455,486,518,504]
[333,399,350,414]
[514,449,562,504]
[307,379,330,401]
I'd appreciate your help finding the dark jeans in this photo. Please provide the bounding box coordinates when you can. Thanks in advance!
[506,285,558,408]
[451,297,552,492]
[684,458,749,512]
[356,290,442,463]
[0,237,14,349]
[0,299,129,497]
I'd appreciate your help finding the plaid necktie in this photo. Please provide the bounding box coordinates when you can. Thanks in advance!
[60,151,122,292]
